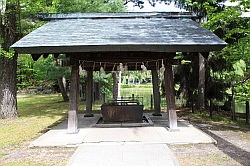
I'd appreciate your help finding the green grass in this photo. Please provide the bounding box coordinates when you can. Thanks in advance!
[0,151,8,157]
[235,102,247,113]
[121,87,153,109]
[121,84,168,109]
[0,94,68,149]
[121,84,153,89]
[1,159,51,166]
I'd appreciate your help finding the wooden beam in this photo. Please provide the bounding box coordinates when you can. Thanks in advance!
[151,70,162,116]
[84,70,94,117]
[68,52,177,62]
[43,53,49,58]
[31,54,41,61]
[200,52,209,59]
[53,53,60,59]
[67,62,79,133]
[164,61,178,131]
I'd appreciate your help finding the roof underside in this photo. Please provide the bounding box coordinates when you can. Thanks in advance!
[11,13,227,54]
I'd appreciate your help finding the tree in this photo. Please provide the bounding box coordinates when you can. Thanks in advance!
[0,0,19,118]
[33,55,71,101]
[144,0,249,111]
[0,0,124,118]
[204,2,250,104]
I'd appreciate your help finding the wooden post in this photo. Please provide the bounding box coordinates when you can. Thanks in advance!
[67,63,79,133]
[84,70,94,117]
[246,101,249,124]
[164,62,178,131]
[151,70,162,116]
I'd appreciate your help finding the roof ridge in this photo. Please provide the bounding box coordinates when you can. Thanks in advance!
[37,12,198,21]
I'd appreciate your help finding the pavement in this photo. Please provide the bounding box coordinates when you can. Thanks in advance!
[30,113,216,166]
[67,143,179,166]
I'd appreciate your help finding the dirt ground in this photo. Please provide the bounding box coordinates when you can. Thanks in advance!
[170,113,250,166]
[1,113,250,166]
[0,143,76,166]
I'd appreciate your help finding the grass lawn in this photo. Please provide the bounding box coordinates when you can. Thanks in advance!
[0,94,68,149]
[121,84,168,109]
[179,110,250,131]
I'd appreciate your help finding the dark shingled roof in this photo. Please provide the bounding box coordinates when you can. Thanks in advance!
[36,12,198,20]
[11,13,227,54]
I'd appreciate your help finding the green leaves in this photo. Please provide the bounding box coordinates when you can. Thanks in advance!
[232,60,246,77]
[201,0,250,102]
[47,0,125,13]
[0,48,15,58]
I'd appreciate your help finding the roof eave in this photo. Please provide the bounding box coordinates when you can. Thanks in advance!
[12,44,227,54]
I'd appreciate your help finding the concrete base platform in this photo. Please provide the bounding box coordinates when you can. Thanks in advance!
[67,143,179,166]
[30,113,216,147]
[30,113,217,166]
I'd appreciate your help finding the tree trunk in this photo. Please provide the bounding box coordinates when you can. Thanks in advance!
[84,70,94,117]
[0,2,19,118]
[57,76,69,101]
[113,72,119,100]
[198,53,205,111]
[0,54,18,118]
[187,54,199,108]
[151,70,161,116]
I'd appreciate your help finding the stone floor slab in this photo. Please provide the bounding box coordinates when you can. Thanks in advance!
[67,143,179,166]
[30,113,216,147]
[29,129,89,147]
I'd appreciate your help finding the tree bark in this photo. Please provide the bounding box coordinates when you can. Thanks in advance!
[84,70,94,117]
[189,54,199,104]
[198,53,205,111]
[0,2,18,119]
[151,70,161,116]
[57,76,69,101]
[0,54,18,118]
[113,72,119,100]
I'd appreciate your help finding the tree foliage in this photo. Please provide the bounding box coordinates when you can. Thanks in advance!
[16,0,125,91]
[203,2,250,102]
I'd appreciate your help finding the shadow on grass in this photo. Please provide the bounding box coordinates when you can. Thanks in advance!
[178,109,250,132]
[18,104,68,118]
[18,94,69,118]
[198,127,250,166]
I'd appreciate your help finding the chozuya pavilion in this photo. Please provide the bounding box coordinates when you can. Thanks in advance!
[11,12,227,133]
